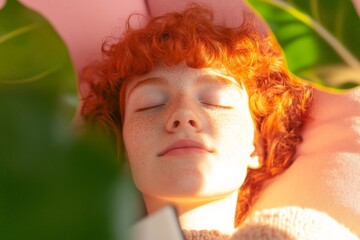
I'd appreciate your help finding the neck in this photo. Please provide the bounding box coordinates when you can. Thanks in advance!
[143,192,238,235]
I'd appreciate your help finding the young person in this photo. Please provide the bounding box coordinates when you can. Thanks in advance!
[80,5,358,239]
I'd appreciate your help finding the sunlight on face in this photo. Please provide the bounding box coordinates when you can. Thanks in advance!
[122,63,258,202]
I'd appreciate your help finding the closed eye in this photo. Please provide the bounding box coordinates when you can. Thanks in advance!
[136,104,166,112]
[201,102,234,109]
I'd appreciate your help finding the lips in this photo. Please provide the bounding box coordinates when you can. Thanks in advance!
[158,139,213,156]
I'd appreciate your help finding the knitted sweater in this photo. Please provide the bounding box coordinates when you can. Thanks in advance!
[183,207,359,240]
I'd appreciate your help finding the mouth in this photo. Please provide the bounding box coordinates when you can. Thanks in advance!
[158,139,213,157]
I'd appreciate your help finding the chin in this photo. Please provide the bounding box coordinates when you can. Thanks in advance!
[159,173,206,197]
[161,181,239,200]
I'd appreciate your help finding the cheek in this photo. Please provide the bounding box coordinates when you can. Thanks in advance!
[123,115,161,167]
[209,110,255,157]
[201,111,254,193]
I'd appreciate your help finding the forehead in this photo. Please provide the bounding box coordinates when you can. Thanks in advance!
[125,62,240,92]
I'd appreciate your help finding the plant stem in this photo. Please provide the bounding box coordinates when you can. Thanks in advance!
[261,0,360,70]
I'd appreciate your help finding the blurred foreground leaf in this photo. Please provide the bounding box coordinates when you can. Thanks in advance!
[0,1,142,239]
[247,0,360,90]
[0,0,78,122]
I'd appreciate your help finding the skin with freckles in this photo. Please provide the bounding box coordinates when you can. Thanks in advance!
[81,5,313,228]
[123,63,260,215]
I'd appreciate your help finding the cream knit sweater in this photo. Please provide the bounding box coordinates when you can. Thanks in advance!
[183,207,358,240]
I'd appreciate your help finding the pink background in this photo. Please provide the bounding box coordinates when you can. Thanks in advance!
[1,0,360,235]
[0,0,359,73]
[0,0,148,72]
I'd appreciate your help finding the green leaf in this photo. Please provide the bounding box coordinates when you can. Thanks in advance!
[0,0,78,123]
[246,0,360,89]
[0,1,143,239]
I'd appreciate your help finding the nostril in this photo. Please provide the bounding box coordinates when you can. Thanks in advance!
[173,120,180,128]
[189,120,196,127]
[166,112,202,132]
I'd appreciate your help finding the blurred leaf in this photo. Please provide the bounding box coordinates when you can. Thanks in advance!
[0,1,143,239]
[246,0,360,89]
[0,0,78,124]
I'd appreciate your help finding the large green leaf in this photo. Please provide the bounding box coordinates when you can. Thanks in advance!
[0,0,78,122]
[0,1,143,239]
[246,0,360,89]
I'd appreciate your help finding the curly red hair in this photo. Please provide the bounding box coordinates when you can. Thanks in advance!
[81,5,313,226]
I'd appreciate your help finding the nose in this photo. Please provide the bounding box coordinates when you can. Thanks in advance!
[165,104,203,133]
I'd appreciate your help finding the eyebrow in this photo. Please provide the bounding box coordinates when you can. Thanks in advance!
[126,77,168,100]
[126,73,242,100]
[199,74,242,88]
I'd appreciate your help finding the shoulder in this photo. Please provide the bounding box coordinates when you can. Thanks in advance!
[183,229,230,240]
[233,207,359,239]
[250,86,360,236]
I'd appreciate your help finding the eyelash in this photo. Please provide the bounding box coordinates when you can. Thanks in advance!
[135,102,233,112]
[136,104,166,112]
[201,102,233,109]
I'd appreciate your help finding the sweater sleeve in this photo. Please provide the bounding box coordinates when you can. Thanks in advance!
[232,207,359,240]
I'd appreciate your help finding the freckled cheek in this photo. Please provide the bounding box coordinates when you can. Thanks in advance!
[123,115,163,167]
[208,111,255,156]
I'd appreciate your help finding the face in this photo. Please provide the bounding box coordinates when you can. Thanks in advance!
[122,63,259,202]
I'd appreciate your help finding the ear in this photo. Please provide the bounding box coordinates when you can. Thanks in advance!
[248,151,262,169]
[248,135,264,169]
